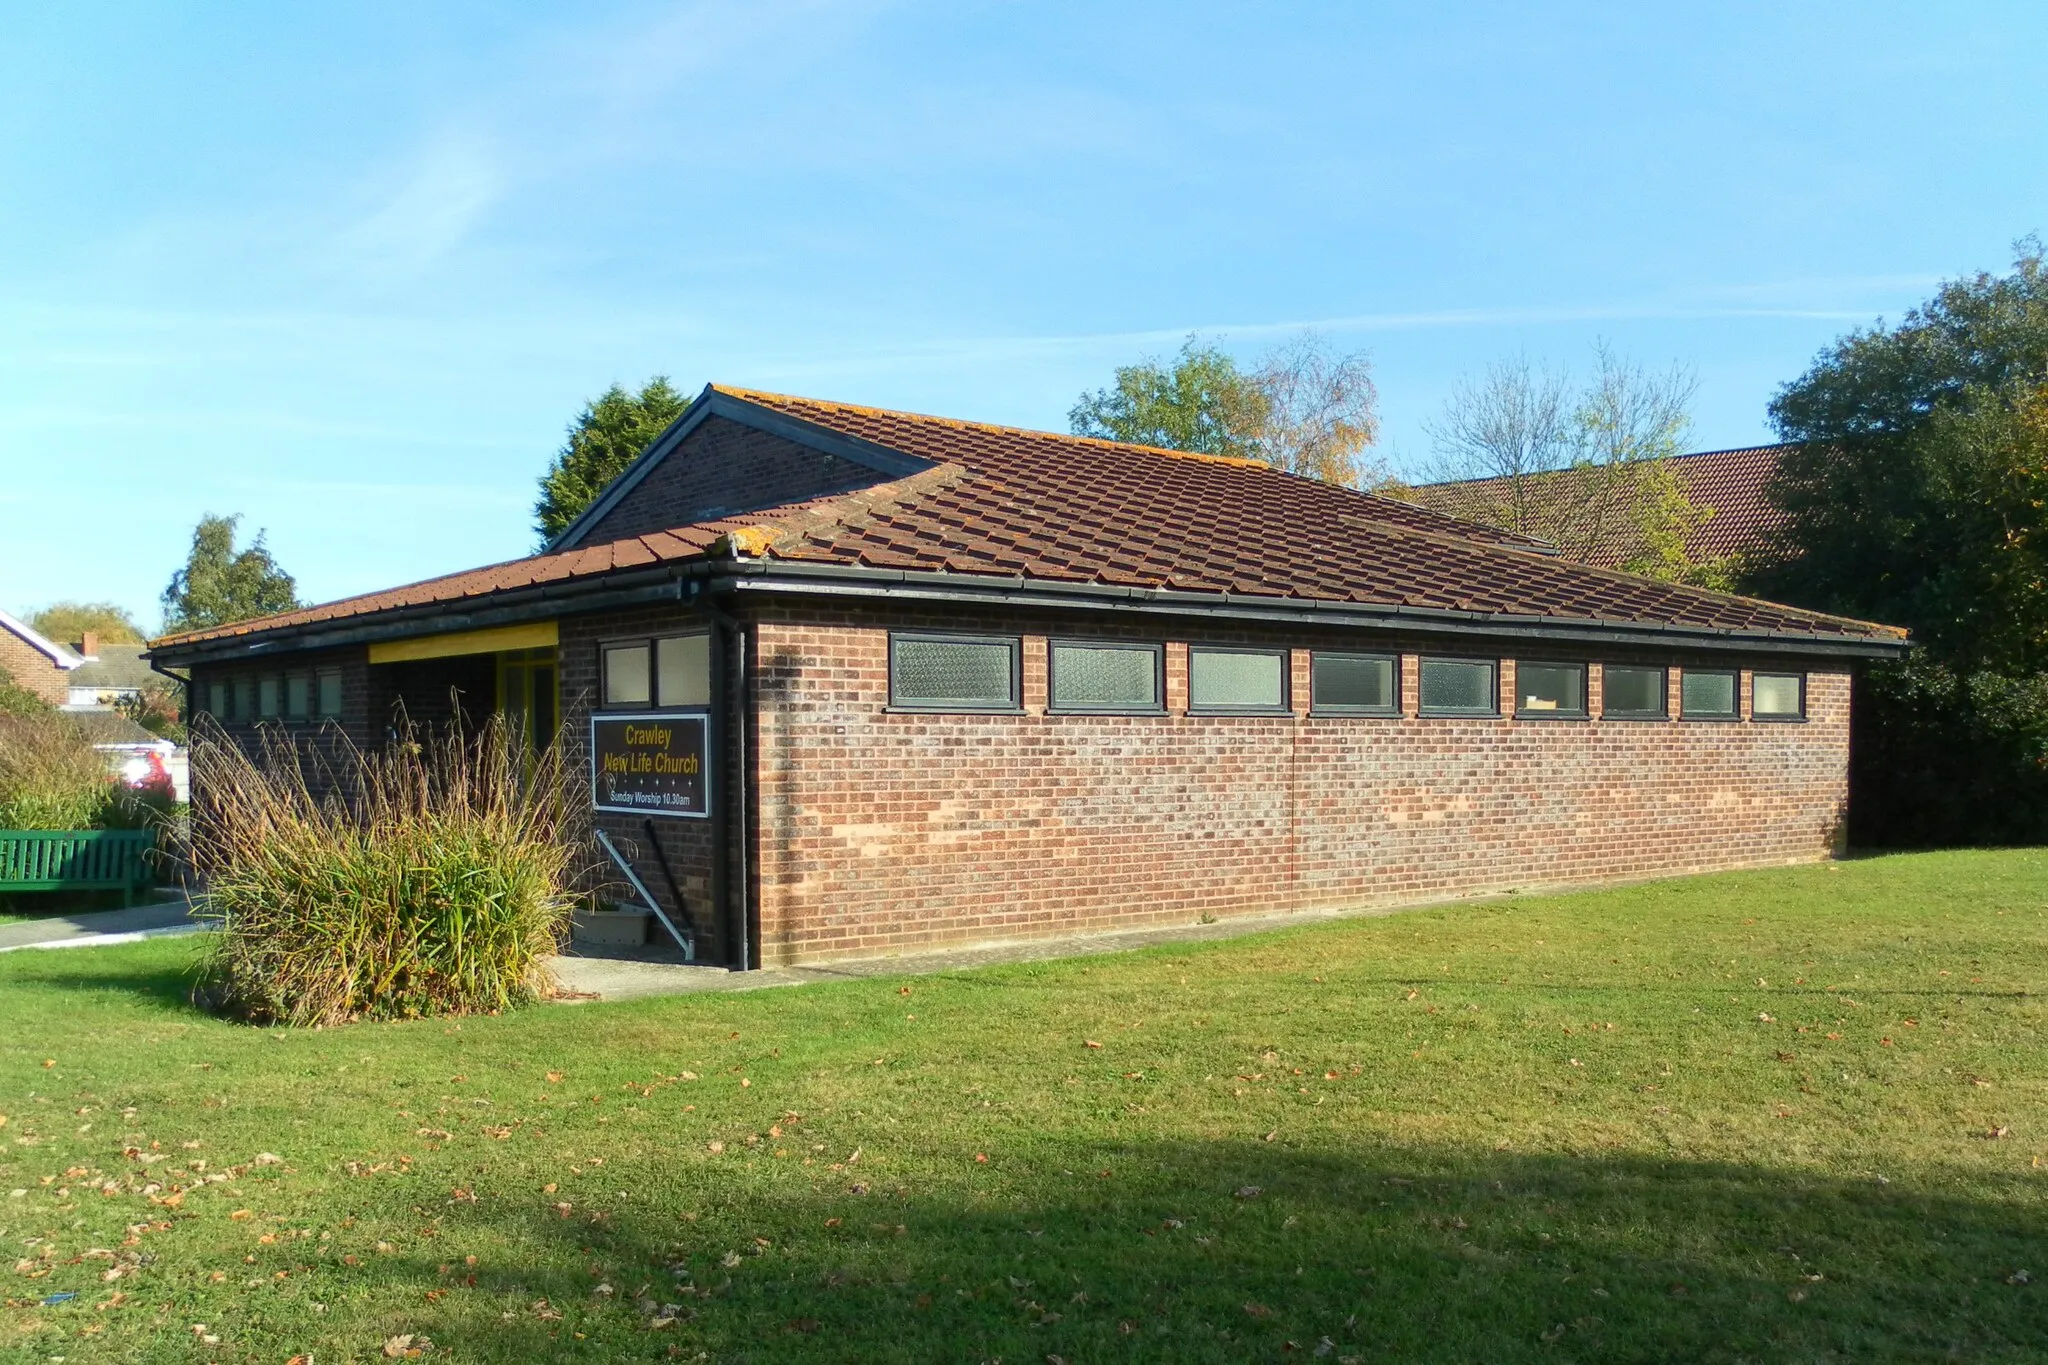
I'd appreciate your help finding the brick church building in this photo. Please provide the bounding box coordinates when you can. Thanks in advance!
[149,386,1907,969]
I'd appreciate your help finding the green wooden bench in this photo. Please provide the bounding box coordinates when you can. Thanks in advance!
[0,830,155,906]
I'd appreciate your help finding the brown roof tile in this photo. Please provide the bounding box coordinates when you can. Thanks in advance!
[153,395,1897,653]
[1404,443,1792,568]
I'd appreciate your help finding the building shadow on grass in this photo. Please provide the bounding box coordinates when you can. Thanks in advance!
[0,953,201,1014]
[277,1139,2046,1365]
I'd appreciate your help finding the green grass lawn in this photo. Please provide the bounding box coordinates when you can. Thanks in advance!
[3,851,2046,1363]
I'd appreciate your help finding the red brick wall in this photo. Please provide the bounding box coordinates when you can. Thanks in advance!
[557,605,727,961]
[579,416,888,545]
[747,604,1852,965]
[0,627,70,704]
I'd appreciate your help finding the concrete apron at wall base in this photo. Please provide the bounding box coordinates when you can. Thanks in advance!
[545,856,1829,1002]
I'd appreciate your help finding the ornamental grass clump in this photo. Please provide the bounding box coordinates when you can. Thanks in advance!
[191,715,585,1026]
[0,711,140,829]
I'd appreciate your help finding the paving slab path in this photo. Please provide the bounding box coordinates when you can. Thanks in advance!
[0,894,204,953]
[545,895,1460,1002]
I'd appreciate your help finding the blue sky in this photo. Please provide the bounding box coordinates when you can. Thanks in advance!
[3,2,2044,630]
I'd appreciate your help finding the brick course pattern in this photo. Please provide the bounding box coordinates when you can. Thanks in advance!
[580,415,885,546]
[748,607,1849,966]
[0,627,71,704]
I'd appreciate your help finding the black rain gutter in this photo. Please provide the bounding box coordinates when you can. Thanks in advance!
[703,560,1911,662]
[144,569,700,669]
[146,556,1909,669]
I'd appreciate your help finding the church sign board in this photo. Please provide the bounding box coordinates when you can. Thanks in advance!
[590,713,710,819]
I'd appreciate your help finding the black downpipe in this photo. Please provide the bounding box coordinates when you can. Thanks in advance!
[705,600,752,971]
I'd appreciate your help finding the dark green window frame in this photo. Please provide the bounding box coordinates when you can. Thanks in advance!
[1186,646,1291,715]
[1514,661,1588,719]
[1680,668,1740,721]
[1600,665,1668,720]
[1418,657,1499,717]
[1309,651,1401,717]
[886,633,1022,713]
[1751,671,1807,722]
[1047,639,1165,715]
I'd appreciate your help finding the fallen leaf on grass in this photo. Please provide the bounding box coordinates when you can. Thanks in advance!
[1244,1301,1273,1317]
[1235,1186,1261,1199]
[229,1209,252,1221]
[1083,1041,1102,1050]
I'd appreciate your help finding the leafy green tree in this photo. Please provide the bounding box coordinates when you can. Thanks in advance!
[1753,242,2048,845]
[534,377,692,545]
[161,514,301,634]
[29,602,144,646]
[1070,338,1270,460]
[1070,335,1386,487]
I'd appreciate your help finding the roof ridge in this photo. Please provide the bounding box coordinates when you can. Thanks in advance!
[712,384,1275,467]
[714,384,1554,550]
[1412,441,1801,492]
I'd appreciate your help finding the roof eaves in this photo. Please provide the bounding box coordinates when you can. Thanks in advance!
[711,560,1911,659]
[146,562,716,667]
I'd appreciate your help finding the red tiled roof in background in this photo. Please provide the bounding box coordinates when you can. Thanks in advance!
[154,395,1895,652]
[1404,444,1792,568]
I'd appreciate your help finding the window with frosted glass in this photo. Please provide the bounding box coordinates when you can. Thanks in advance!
[1602,665,1666,718]
[258,675,280,719]
[656,633,711,708]
[889,635,1018,710]
[1681,669,1738,719]
[603,643,651,707]
[1312,652,1398,715]
[1188,647,1287,712]
[1516,662,1585,717]
[1753,672,1805,720]
[285,673,311,721]
[233,678,254,722]
[206,681,227,718]
[1418,658,1496,716]
[1049,642,1160,712]
[316,669,343,720]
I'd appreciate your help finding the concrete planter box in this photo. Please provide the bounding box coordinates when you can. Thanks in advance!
[570,908,650,947]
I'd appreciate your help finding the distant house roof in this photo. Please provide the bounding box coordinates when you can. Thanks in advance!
[66,710,166,748]
[1402,443,1794,569]
[0,608,85,669]
[67,644,157,692]
[151,390,1903,662]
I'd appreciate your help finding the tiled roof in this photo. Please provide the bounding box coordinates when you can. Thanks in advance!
[68,644,157,691]
[1404,443,1792,568]
[154,394,1898,652]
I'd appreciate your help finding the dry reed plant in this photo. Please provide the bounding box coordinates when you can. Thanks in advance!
[189,713,587,1026]
[0,711,137,829]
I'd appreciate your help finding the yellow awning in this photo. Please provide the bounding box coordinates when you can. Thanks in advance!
[367,621,558,665]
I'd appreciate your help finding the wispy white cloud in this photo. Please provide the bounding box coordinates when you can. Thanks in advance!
[321,124,507,279]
